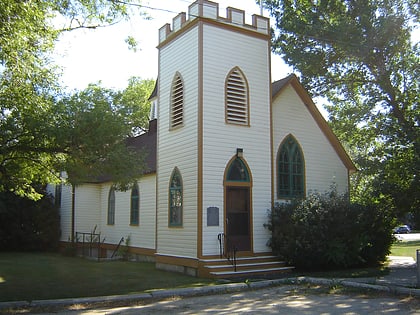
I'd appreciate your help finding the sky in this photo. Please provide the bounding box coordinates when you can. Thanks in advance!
[54,0,292,91]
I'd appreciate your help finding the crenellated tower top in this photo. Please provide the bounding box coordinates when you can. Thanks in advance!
[158,0,269,44]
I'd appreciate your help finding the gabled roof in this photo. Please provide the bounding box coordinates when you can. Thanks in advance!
[126,119,157,174]
[85,119,157,184]
[271,74,296,98]
[272,74,356,173]
[148,79,158,100]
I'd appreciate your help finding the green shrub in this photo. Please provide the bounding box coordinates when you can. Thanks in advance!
[0,189,60,251]
[265,190,395,270]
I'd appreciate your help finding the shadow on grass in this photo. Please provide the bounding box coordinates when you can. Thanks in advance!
[0,252,216,302]
[0,252,394,303]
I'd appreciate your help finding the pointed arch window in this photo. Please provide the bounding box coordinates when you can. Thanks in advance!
[169,168,183,227]
[170,73,184,128]
[225,67,249,125]
[226,158,250,182]
[277,135,305,199]
[107,187,115,225]
[130,183,139,225]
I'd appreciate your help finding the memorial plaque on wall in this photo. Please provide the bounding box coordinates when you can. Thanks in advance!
[207,207,219,226]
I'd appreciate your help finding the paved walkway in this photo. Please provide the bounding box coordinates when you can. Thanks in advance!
[377,256,418,287]
[40,285,419,315]
[342,256,418,289]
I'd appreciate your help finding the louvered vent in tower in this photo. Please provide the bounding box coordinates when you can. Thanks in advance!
[171,74,184,128]
[226,68,248,125]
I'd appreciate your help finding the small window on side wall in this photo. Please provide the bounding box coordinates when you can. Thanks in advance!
[169,168,183,227]
[108,187,115,225]
[130,183,139,225]
[277,135,305,199]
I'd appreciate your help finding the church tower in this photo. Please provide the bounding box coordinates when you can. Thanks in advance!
[155,0,272,275]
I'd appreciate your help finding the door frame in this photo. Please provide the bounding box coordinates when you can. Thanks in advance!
[223,156,253,254]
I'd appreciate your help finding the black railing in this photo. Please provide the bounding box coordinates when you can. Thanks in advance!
[111,237,125,258]
[76,231,102,261]
[218,233,237,272]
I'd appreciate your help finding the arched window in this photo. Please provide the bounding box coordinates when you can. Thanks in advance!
[225,67,249,125]
[170,72,184,128]
[107,187,115,225]
[169,168,183,227]
[277,135,305,199]
[226,158,250,182]
[130,183,139,225]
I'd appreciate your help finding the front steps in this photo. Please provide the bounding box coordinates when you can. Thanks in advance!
[200,255,294,279]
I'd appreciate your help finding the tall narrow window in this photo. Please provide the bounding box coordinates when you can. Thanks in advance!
[171,73,184,128]
[278,135,305,199]
[225,67,249,125]
[108,187,115,225]
[130,183,139,225]
[169,168,183,227]
[54,184,62,208]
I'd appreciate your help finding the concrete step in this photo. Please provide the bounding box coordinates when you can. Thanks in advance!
[200,255,294,279]
[209,266,295,279]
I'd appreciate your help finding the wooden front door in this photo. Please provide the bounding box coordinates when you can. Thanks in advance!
[226,187,250,251]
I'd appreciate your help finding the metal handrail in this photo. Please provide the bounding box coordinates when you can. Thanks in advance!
[75,231,101,260]
[218,233,237,272]
[111,237,125,258]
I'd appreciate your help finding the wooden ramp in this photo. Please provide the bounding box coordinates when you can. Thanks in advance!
[199,255,294,279]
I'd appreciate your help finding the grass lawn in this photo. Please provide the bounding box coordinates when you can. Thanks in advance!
[0,252,215,302]
[390,240,420,259]
[2,243,418,303]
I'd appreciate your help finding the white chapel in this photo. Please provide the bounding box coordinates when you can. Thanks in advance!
[54,0,355,278]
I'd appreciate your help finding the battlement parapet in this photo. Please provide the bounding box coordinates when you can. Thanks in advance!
[159,0,269,44]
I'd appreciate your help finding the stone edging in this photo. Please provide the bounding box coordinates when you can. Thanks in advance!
[1,277,419,311]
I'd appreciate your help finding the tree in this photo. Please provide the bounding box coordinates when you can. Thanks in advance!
[0,188,60,251]
[55,81,153,188]
[264,0,419,224]
[120,77,156,136]
[0,0,145,199]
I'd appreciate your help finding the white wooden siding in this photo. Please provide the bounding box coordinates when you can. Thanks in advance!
[59,184,73,241]
[59,175,156,251]
[201,25,272,255]
[157,26,199,258]
[272,85,349,202]
[74,185,101,234]
[59,184,101,241]
[100,175,156,249]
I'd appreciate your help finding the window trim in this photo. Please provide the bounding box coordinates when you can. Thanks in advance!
[225,67,250,126]
[169,167,183,227]
[130,182,140,226]
[277,134,305,199]
[170,72,184,129]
